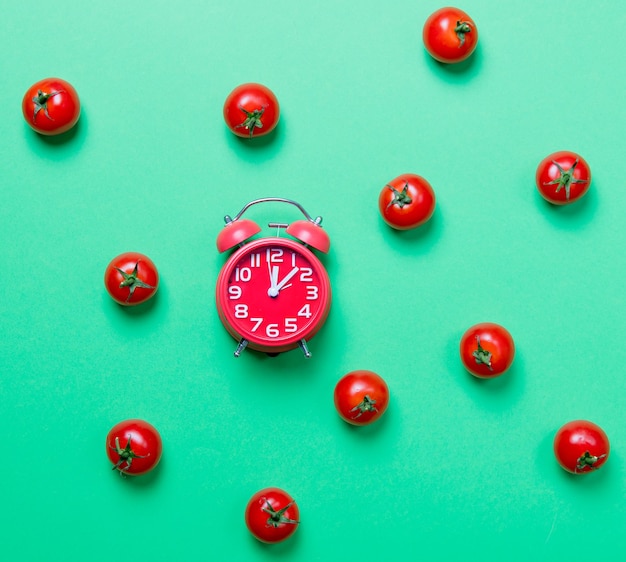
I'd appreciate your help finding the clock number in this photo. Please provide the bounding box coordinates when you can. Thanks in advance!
[234,304,249,318]
[250,253,261,267]
[229,286,242,299]
[300,268,313,282]
[235,267,252,282]
[266,248,284,263]
[250,318,298,336]
[297,304,312,319]
[306,286,318,300]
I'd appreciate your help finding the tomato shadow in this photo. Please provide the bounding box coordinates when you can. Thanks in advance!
[25,113,87,156]
[423,43,483,81]
[334,400,392,439]
[447,331,524,411]
[535,182,598,230]
[103,285,168,339]
[248,521,301,555]
[108,288,160,317]
[382,207,443,255]
[536,427,615,497]
[110,457,164,489]
[225,119,284,159]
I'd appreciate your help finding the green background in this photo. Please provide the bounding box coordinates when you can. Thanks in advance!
[1,0,625,559]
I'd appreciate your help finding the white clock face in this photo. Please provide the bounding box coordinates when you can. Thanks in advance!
[217,238,331,352]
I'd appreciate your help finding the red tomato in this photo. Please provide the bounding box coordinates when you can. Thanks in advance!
[104,252,159,306]
[423,7,478,64]
[22,77,80,135]
[378,173,436,230]
[460,322,515,378]
[223,83,280,138]
[553,420,609,474]
[106,419,163,476]
[334,370,389,426]
[535,150,591,205]
[245,487,299,543]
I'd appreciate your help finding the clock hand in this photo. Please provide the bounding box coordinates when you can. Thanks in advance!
[268,266,299,297]
[268,264,279,291]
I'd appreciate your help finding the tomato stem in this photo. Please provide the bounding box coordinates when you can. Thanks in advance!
[236,105,267,137]
[543,159,589,201]
[262,500,299,527]
[110,436,149,474]
[349,394,378,419]
[576,451,607,472]
[386,182,412,209]
[115,261,156,303]
[455,20,473,47]
[472,336,493,370]
[31,89,64,122]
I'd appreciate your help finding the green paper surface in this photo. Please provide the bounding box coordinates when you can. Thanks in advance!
[1,1,625,559]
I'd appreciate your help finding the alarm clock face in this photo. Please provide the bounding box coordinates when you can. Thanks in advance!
[216,238,331,353]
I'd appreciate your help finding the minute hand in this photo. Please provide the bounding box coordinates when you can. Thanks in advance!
[269,267,299,297]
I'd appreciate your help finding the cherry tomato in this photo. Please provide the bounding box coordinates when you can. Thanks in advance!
[223,83,280,138]
[423,7,478,64]
[378,173,436,230]
[245,487,299,543]
[460,322,515,378]
[334,370,389,426]
[104,252,159,306]
[106,419,163,476]
[553,420,609,474]
[535,150,591,205]
[22,77,80,135]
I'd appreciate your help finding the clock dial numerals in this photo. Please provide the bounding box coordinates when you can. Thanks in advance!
[235,267,252,282]
[224,244,325,342]
[267,248,284,263]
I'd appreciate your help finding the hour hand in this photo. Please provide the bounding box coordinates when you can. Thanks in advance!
[268,267,299,297]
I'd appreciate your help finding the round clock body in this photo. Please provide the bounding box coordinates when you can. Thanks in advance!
[216,237,331,354]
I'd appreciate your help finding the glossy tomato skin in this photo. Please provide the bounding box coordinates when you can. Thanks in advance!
[423,7,478,64]
[245,487,299,543]
[22,77,80,135]
[378,173,436,230]
[553,420,609,474]
[334,370,389,426]
[460,322,515,378]
[535,150,591,205]
[106,419,163,476]
[223,83,280,138]
[104,252,159,306]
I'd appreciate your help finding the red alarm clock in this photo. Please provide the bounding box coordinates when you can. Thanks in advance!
[216,198,332,357]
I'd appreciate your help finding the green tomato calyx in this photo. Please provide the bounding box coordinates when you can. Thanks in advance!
[455,20,473,47]
[473,336,493,370]
[543,159,588,200]
[350,394,378,419]
[115,261,155,303]
[32,89,64,122]
[110,436,148,474]
[262,500,299,527]
[576,450,607,472]
[386,182,412,209]
[236,105,267,137]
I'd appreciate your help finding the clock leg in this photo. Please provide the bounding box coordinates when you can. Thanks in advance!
[234,338,249,357]
[298,339,312,358]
